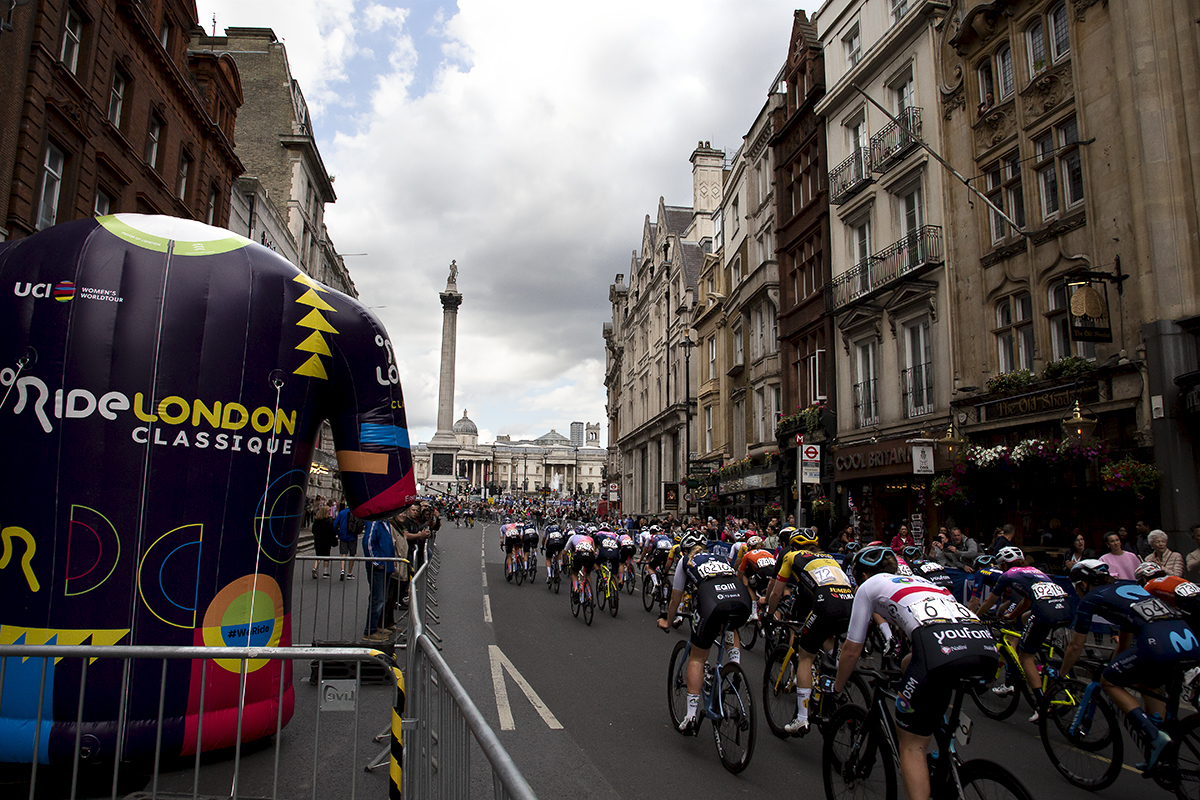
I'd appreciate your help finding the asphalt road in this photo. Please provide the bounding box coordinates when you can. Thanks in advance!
[434,521,1163,800]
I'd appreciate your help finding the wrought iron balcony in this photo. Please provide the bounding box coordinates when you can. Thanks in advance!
[828,147,873,205]
[902,362,934,418]
[825,225,944,313]
[870,107,922,174]
[853,379,878,429]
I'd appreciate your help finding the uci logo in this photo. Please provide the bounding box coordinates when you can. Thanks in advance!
[15,281,74,302]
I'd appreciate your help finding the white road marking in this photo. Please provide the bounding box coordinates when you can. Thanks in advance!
[488,644,563,731]
[483,594,492,624]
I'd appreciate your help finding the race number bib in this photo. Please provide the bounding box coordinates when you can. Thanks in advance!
[804,558,849,587]
[1031,582,1067,601]
[912,595,973,625]
[1132,597,1179,622]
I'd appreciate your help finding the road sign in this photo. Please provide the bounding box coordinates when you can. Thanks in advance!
[794,433,804,446]
[801,444,821,462]
[801,444,821,484]
[608,482,619,492]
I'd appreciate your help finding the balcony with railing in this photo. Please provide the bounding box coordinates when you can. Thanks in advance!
[870,107,922,174]
[902,362,934,418]
[828,147,873,205]
[825,225,944,313]
[853,378,878,428]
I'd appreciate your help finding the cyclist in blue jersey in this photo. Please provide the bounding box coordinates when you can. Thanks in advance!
[617,531,637,584]
[977,546,1072,720]
[657,529,752,733]
[708,534,734,564]
[543,524,566,582]
[1059,559,1200,771]
[595,529,622,582]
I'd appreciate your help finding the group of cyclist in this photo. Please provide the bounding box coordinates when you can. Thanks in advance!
[494,511,1200,791]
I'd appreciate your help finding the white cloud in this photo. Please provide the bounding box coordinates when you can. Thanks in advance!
[197,0,816,445]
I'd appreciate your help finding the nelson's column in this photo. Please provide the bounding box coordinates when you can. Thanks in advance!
[426,261,462,493]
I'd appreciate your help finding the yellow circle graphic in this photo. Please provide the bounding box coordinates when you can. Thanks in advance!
[201,574,285,672]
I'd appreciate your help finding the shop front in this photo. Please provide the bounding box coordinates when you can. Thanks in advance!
[832,437,943,547]
[716,468,781,525]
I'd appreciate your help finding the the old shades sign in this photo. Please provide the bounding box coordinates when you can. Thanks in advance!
[834,439,913,479]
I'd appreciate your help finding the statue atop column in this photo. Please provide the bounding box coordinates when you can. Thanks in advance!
[447,260,458,287]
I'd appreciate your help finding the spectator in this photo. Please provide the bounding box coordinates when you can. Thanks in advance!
[1187,524,1200,583]
[943,527,980,571]
[1144,529,1184,577]
[828,525,855,554]
[334,502,362,580]
[1063,530,1097,572]
[988,524,1014,554]
[930,529,953,566]
[310,504,338,579]
[361,518,396,641]
[891,524,915,552]
[1133,520,1153,558]
[1099,530,1142,580]
[404,502,434,574]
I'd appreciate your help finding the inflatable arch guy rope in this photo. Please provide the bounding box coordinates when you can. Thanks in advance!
[0,214,418,765]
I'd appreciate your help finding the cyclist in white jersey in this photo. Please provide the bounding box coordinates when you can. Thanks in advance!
[834,545,997,800]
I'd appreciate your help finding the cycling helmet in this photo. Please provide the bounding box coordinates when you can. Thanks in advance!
[843,541,860,554]
[850,544,895,580]
[902,545,923,562]
[1069,558,1110,587]
[679,530,706,552]
[746,535,764,549]
[995,546,1024,566]
[972,554,995,570]
[1134,561,1166,583]
[789,527,819,549]
[730,530,746,543]
[779,526,798,541]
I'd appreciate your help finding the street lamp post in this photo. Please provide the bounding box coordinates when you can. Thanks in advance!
[678,333,697,517]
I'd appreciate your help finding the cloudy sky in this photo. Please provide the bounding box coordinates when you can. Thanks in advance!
[196,0,819,447]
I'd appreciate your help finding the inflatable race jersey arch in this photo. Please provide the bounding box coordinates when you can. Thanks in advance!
[0,214,417,765]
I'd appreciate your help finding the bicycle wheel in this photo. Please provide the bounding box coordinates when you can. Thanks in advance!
[514,557,525,585]
[823,703,898,800]
[955,758,1036,800]
[528,558,537,584]
[583,588,594,625]
[625,570,636,595]
[714,663,756,774]
[1038,679,1123,790]
[570,583,581,617]
[667,640,690,732]
[763,645,798,738]
[739,617,759,651]
[642,575,656,612]
[553,571,561,595]
[1155,712,1200,799]
[597,573,607,611]
[970,653,1021,720]
[609,581,619,617]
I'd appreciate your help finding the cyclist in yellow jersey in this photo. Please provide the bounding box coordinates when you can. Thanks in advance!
[764,527,855,735]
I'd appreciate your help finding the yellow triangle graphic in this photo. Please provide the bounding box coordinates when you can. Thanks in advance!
[296,330,332,356]
[297,289,336,311]
[294,354,329,380]
[293,273,328,292]
[297,309,339,334]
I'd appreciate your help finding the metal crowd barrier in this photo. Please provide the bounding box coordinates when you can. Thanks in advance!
[0,644,402,800]
[292,555,411,646]
[402,545,537,800]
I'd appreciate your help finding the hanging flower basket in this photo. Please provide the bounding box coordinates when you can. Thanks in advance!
[810,496,833,514]
[1101,456,1161,499]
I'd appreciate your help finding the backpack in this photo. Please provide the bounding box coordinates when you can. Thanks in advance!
[348,514,365,538]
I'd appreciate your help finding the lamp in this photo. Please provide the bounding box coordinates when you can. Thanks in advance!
[1061,400,1098,442]
[936,423,964,460]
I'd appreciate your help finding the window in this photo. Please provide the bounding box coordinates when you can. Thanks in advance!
[60,9,82,74]
[36,144,66,231]
[94,189,112,217]
[978,44,1013,106]
[996,45,1014,99]
[145,116,162,168]
[844,25,861,68]
[985,153,1023,243]
[734,327,744,365]
[904,318,933,417]
[1058,119,1084,208]
[851,217,872,295]
[753,308,765,359]
[704,406,713,452]
[731,197,740,233]
[900,185,923,270]
[894,72,915,113]
[891,0,910,24]
[1048,2,1070,61]
[206,185,218,224]
[731,255,742,285]
[1034,118,1083,220]
[854,340,878,428]
[978,60,995,108]
[1048,281,1096,361]
[768,303,777,353]
[1027,19,1047,76]
[708,336,716,380]
[108,70,126,126]
[806,348,826,403]
[159,21,171,50]
[754,388,766,442]
[995,291,1034,373]
[176,153,191,201]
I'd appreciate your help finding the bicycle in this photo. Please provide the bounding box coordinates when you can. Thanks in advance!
[547,554,562,594]
[596,562,620,618]
[642,565,670,613]
[506,552,523,585]
[969,619,1067,721]
[666,621,756,773]
[622,562,637,595]
[570,570,595,626]
[524,547,538,584]
[762,620,870,739]
[1038,657,1200,795]
[823,666,1034,800]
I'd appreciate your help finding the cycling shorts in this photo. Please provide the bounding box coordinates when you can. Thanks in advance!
[571,552,595,572]
[746,571,771,595]
[545,540,564,556]
[1018,604,1073,655]
[504,537,521,554]
[1104,620,1200,687]
[895,621,999,736]
[690,577,752,650]
[523,534,539,548]
[598,548,621,566]
[649,549,669,571]
[619,544,636,559]
[792,591,853,654]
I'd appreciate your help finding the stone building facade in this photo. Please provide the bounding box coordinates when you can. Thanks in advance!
[0,0,243,240]
[813,0,955,540]
[936,0,1200,540]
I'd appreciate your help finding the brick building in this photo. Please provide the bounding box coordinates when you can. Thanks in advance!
[0,0,243,240]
